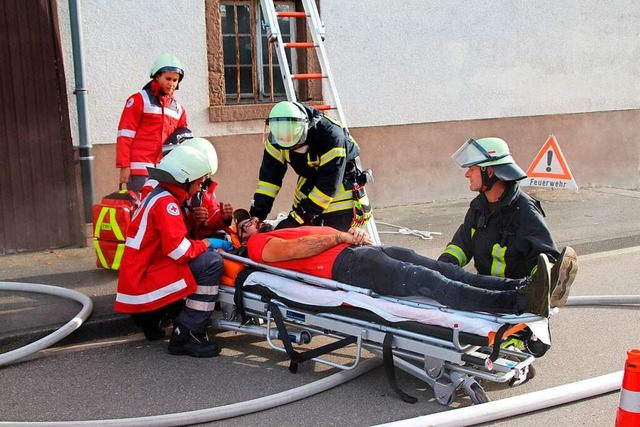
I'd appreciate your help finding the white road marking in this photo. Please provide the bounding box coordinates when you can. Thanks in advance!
[577,245,640,262]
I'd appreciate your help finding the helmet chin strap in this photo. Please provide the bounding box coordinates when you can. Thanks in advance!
[480,166,499,192]
[290,138,308,151]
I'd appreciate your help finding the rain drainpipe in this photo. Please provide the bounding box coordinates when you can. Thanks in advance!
[68,0,95,223]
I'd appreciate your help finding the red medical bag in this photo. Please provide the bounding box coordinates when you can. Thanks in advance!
[92,187,140,269]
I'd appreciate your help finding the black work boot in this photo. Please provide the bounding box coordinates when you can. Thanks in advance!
[142,324,166,341]
[550,246,578,308]
[131,312,166,341]
[168,325,221,358]
[518,254,551,317]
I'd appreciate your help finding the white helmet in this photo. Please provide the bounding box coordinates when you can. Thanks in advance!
[148,144,212,185]
[180,137,219,176]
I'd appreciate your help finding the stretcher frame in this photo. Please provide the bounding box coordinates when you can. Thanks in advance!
[213,253,540,405]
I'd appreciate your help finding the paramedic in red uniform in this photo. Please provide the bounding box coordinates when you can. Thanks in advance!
[233,209,576,318]
[179,138,234,239]
[143,137,235,239]
[116,144,230,358]
[116,53,188,193]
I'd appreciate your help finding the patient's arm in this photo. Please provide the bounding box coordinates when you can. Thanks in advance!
[262,233,348,262]
[348,227,373,246]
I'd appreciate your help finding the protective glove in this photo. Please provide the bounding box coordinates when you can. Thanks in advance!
[249,205,267,221]
[290,203,317,225]
[351,185,373,228]
[206,238,234,252]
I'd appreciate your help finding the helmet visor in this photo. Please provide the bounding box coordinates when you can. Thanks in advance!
[268,118,307,148]
[451,138,510,168]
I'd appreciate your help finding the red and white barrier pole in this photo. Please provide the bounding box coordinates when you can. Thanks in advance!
[616,349,640,426]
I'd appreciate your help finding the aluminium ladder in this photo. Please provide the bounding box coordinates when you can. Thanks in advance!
[260,0,381,245]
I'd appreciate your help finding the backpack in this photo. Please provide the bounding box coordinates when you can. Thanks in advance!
[92,186,140,270]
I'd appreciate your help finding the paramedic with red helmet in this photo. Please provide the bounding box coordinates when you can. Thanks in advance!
[115,144,231,358]
[116,53,188,193]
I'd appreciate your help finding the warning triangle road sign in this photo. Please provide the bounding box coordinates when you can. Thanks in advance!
[522,135,578,192]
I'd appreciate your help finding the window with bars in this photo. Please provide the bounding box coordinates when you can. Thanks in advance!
[206,0,322,122]
[220,1,295,103]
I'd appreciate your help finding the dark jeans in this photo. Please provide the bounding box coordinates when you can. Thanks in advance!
[175,250,223,333]
[332,246,525,314]
[275,209,354,232]
[126,175,148,193]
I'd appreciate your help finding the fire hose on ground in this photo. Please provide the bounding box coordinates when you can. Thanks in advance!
[0,282,93,368]
[0,289,638,425]
[374,294,640,427]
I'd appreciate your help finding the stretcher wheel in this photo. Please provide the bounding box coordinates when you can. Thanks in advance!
[434,381,457,406]
[468,383,489,404]
[300,330,312,345]
[525,338,549,358]
[508,364,536,387]
[527,364,536,380]
[435,390,456,406]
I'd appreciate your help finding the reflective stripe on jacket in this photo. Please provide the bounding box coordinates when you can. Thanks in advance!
[251,105,360,220]
[438,182,560,278]
[115,185,206,313]
[116,84,188,175]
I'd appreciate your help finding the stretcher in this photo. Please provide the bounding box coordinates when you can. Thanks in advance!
[213,253,550,405]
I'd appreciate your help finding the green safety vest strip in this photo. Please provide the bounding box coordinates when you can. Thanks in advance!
[308,187,333,210]
[442,244,467,266]
[293,181,354,213]
[319,147,346,166]
[490,243,507,278]
[255,180,280,199]
[265,141,286,164]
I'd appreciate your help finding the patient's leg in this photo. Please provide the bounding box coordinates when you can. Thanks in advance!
[333,246,521,313]
[380,246,522,291]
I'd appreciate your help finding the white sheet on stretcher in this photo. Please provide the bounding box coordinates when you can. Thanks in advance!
[244,271,550,343]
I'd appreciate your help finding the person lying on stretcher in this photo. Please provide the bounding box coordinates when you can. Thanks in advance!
[232,209,576,317]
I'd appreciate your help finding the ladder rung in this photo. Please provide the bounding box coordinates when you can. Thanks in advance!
[276,11,307,18]
[284,42,316,49]
[313,104,334,111]
[292,73,325,80]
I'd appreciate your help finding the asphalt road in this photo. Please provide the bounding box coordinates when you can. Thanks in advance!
[1,245,638,426]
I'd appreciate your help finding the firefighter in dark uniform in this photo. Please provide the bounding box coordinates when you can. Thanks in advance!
[439,137,577,309]
[250,101,361,231]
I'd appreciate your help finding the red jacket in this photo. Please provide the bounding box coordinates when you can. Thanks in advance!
[116,81,188,176]
[191,181,233,239]
[140,180,232,239]
[115,183,207,314]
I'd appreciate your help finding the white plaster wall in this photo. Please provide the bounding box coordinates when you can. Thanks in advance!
[57,0,265,147]
[58,0,640,146]
[323,0,640,127]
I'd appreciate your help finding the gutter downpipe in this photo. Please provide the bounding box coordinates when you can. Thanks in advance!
[68,0,95,223]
